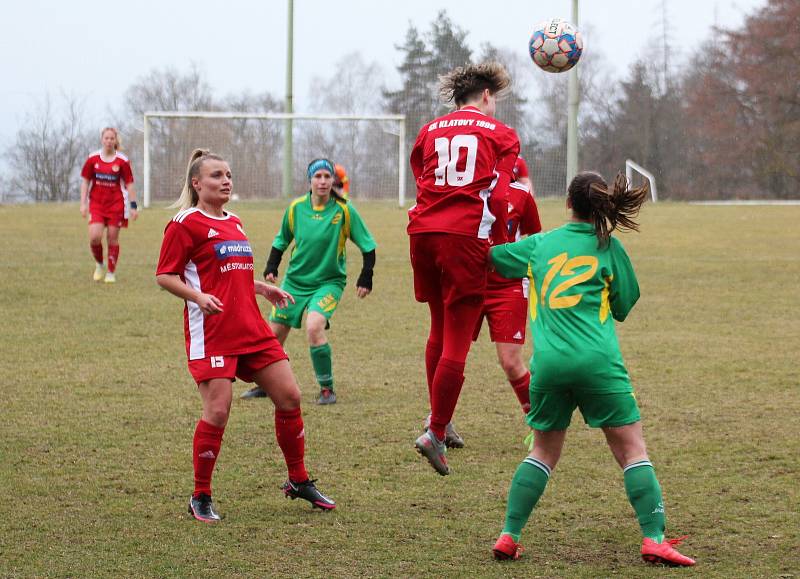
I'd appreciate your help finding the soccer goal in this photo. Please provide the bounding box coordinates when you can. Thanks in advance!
[142,112,407,208]
[625,159,659,202]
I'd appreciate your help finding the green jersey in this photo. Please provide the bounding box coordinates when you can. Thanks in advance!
[273,193,376,292]
[490,222,640,392]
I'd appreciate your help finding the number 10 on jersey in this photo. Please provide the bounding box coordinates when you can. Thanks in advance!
[434,135,478,187]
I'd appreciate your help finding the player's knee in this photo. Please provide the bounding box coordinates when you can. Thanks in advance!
[500,357,521,377]
[205,406,230,428]
[273,385,302,410]
[306,324,326,345]
[499,353,524,378]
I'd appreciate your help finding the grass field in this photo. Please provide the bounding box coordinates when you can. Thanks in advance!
[1,200,798,578]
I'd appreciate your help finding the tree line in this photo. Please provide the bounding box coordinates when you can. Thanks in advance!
[3,0,797,202]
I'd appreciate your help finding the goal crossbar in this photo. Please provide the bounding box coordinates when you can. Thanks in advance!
[143,111,407,207]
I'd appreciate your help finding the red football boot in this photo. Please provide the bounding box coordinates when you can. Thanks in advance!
[492,534,523,561]
[641,536,696,566]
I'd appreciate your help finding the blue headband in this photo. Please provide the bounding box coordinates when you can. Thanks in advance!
[307,158,334,181]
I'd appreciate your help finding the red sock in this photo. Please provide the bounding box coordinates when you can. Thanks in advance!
[510,371,531,414]
[429,358,465,441]
[107,244,119,273]
[90,242,103,264]
[275,408,309,483]
[193,419,225,497]
[425,340,443,400]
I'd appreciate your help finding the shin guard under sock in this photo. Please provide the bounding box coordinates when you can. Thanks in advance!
[501,457,551,541]
[193,419,225,497]
[275,408,309,482]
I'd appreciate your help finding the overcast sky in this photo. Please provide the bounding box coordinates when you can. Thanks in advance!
[1,0,766,149]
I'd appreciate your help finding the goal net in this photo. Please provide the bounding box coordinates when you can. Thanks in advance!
[142,112,406,207]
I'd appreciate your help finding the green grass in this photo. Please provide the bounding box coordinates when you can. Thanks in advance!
[1,200,798,578]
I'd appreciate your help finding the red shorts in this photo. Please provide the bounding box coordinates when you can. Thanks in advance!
[89,207,127,228]
[409,233,489,306]
[187,339,289,385]
[472,290,529,344]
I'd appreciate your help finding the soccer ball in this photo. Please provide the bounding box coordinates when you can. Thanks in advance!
[529,18,583,73]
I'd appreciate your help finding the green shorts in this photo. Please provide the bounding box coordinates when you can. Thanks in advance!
[526,349,641,431]
[269,282,344,329]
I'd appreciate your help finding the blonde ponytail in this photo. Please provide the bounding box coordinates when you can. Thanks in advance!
[169,148,224,210]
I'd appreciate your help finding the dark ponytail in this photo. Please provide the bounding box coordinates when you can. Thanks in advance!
[568,171,649,248]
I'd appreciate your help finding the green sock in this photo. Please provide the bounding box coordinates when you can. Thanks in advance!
[501,457,551,542]
[310,343,333,389]
[623,460,666,542]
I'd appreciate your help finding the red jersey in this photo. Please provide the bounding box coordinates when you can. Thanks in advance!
[408,106,520,241]
[487,181,542,293]
[81,150,134,216]
[513,155,530,182]
[156,208,273,360]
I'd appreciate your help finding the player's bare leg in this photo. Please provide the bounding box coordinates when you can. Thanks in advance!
[603,422,695,566]
[269,321,292,345]
[241,321,291,399]
[495,342,530,413]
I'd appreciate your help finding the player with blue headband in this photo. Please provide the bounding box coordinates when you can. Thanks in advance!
[241,157,377,406]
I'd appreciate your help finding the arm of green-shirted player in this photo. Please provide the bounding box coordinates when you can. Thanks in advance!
[264,207,295,281]
[608,238,640,322]
[347,203,378,298]
[489,234,540,279]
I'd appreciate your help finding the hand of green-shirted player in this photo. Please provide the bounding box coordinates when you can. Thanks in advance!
[263,246,284,283]
[254,280,295,309]
[355,249,375,299]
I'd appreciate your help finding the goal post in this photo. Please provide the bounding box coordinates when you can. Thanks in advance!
[625,159,659,202]
[142,111,407,208]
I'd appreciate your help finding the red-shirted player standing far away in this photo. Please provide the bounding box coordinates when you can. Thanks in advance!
[80,127,138,283]
[409,62,520,476]
[156,149,336,523]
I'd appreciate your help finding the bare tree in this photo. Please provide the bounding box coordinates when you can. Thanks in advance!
[117,65,217,203]
[6,92,90,202]
[302,53,398,198]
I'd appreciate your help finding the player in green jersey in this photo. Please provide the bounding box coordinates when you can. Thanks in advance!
[489,172,695,567]
[241,158,377,404]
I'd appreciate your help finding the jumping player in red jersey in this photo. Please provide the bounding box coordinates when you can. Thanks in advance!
[409,62,520,475]
[425,177,542,449]
[80,127,138,283]
[512,155,532,190]
[156,149,336,523]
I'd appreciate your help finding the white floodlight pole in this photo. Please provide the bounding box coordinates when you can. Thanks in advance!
[566,0,580,188]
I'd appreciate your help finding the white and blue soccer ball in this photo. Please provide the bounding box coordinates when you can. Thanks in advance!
[529,17,583,73]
